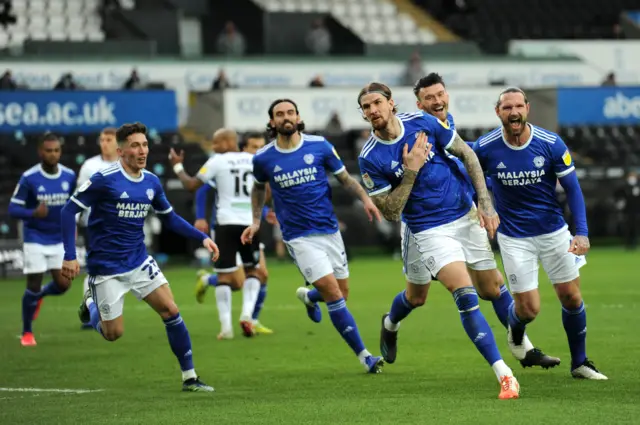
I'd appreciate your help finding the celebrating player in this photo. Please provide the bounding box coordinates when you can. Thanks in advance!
[60,122,218,392]
[240,98,385,373]
[413,73,559,369]
[76,127,119,329]
[357,82,519,398]
[169,129,273,338]
[8,133,76,347]
[473,88,607,380]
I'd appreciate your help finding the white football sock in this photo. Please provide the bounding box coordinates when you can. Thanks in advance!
[522,334,534,351]
[215,285,232,334]
[240,277,261,321]
[83,275,90,294]
[384,315,400,332]
[491,359,513,381]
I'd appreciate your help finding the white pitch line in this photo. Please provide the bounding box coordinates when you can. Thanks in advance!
[0,388,104,394]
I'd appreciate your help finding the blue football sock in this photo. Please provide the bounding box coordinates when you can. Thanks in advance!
[453,287,502,366]
[307,288,324,303]
[562,302,587,369]
[491,284,513,329]
[327,298,366,356]
[22,289,39,334]
[207,274,218,287]
[39,280,65,298]
[164,313,195,372]
[252,283,267,320]
[88,300,106,339]
[388,290,415,324]
[508,302,532,345]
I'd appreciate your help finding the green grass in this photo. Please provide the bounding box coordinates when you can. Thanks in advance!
[1,249,639,424]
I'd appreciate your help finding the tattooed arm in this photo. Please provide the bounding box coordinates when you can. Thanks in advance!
[250,182,267,227]
[447,134,493,211]
[335,170,369,202]
[370,169,418,222]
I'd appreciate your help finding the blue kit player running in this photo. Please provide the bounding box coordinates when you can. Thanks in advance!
[9,132,76,347]
[413,73,559,369]
[473,88,607,380]
[357,82,519,399]
[60,122,219,392]
[240,98,385,373]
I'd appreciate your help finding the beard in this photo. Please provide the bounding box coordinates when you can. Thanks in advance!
[276,120,297,136]
[503,115,527,136]
[370,116,388,130]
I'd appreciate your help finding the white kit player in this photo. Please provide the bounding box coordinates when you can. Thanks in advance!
[170,129,265,339]
[76,128,119,328]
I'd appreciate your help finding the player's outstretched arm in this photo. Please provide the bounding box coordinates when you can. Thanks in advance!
[447,134,499,237]
[335,170,382,222]
[241,182,267,244]
[60,201,83,279]
[159,210,220,261]
[558,172,590,255]
[169,148,205,192]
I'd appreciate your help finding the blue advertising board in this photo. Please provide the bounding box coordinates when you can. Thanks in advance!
[0,90,177,133]
[557,87,640,125]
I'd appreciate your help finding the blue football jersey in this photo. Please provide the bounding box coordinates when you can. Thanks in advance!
[10,164,76,245]
[358,111,472,233]
[70,162,173,276]
[252,133,344,241]
[473,124,575,238]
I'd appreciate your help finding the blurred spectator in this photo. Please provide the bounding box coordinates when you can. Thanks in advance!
[309,75,325,88]
[211,70,234,90]
[616,171,640,249]
[403,52,425,86]
[601,72,616,86]
[0,0,16,28]
[325,112,343,133]
[0,70,17,90]
[123,69,143,90]
[54,73,80,90]
[353,129,370,156]
[216,21,246,56]
[305,19,332,56]
[612,23,626,39]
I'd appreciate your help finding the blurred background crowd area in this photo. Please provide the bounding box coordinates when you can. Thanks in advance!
[0,0,638,275]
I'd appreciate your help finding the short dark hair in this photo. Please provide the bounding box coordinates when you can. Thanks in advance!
[101,127,117,135]
[496,87,529,108]
[413,73,445,98]
[39,132,59,146]
[240,131,265,150]
[116,122,147,146]
[266,99,305,138]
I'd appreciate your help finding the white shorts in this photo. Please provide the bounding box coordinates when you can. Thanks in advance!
[88,256,167,321]
[23,242,64,274]
[497,225,587,294]
[401,207,497,285]
[285,232,349,283]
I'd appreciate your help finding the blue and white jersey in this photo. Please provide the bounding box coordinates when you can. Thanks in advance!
[10,164,76,245]
[70,161,173,276]
[358,111,472,233]
[252,133,344,241]
[473,124,575,238]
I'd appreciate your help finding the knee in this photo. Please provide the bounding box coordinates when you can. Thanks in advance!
[516,299,540,321]
[341,287,349,301]
[405,282,428,307]
[102,326,124,341]
[158,302,180,320]
[54,278,72,292]
[556,284,583,310]
[475,272,504,300]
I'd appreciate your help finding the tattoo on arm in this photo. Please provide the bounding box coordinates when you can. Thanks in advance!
[335,170,369,202]
[251,182,267,225]
[370,169,418,222]
[447,135,494,213]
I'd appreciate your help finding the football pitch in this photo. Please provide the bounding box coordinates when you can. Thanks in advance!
[1,248,639,424]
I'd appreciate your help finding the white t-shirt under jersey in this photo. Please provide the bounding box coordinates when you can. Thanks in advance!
[76,155,118,226]
[196,151,254,226]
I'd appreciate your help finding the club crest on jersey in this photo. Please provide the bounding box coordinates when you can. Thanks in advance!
[303,154,314,165]
[562,150,572,166]
[61,181,70,191]
[146,189,154,200]
[362,173,374,189]
[78,180,92,192]
[533,156,545,168]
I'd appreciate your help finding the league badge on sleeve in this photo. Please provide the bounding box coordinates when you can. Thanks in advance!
[562,150,572,166]
[12,184,19,197]
[332,147,341,160]
[362,173,374,189]
[78,180,92,192]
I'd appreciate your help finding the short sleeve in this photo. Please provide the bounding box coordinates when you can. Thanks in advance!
[358,157,391,196]
[10,176,30,206]
[252,155,268,184]
[152,181,173,215]
[420,111,457,151]
[322,140,346,175]
[196,156,219,183]
[551,136,575,178]
[71,173,106,210]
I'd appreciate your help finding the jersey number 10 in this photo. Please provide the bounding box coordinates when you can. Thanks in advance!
[230,169,252,197]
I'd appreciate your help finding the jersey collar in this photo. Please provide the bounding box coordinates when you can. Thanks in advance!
[118,160,145,183]
[370,116,405,145]
[501,123,534,151]
[274,133,305,153]
[38,164,61,179]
